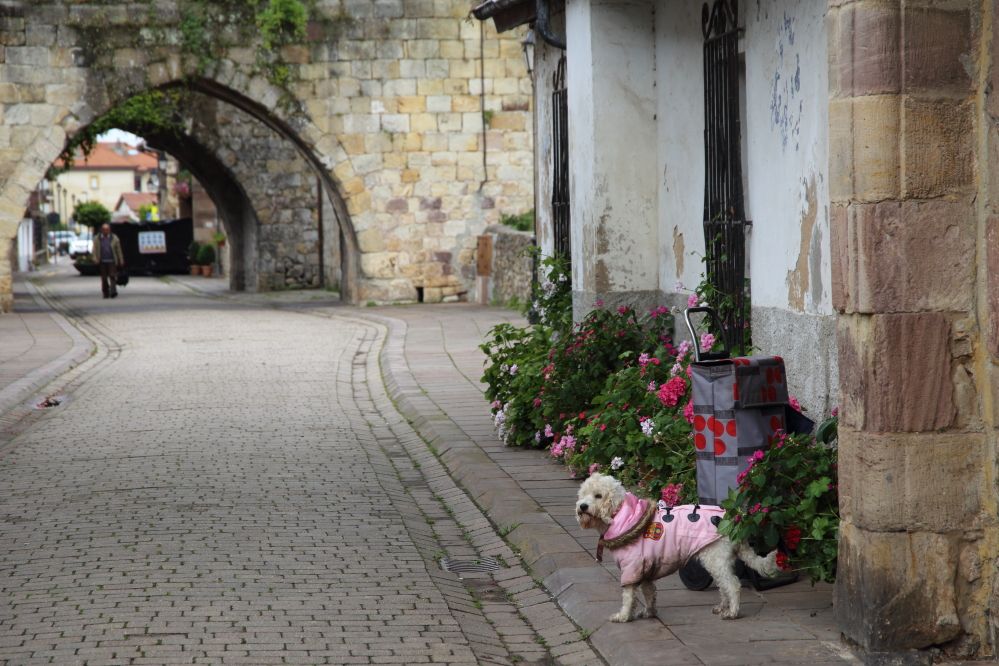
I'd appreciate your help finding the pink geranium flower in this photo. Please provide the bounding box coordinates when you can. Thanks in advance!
[660,483,683,507]
[657,376,687,407]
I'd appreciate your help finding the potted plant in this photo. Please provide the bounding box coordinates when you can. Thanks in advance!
[196,243,216,277]
[213,231,226,248]
[188,241,201,276]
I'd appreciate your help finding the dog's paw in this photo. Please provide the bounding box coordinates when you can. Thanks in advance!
[639,607,657,619]
[712,604,724,615]
[720,609,739,620]
[609,612,632,623]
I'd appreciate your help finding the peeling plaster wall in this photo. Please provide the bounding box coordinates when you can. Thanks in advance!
[745,0,831,315]
[566,0,660,319]
[655,0,836,415]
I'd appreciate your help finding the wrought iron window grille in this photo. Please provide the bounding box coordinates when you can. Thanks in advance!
[551,55,571,271]
[702,0,750,352]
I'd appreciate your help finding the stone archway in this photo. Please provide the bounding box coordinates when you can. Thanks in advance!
[136,126,259,292]
[0,0,536,313]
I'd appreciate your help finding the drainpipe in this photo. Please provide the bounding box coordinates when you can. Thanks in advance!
[535,0,565,49]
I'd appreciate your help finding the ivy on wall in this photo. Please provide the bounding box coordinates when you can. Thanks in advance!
[57,0,349,169]
[49,90,186,175]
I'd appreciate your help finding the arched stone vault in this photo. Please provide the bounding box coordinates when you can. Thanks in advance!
[0,0,534,311]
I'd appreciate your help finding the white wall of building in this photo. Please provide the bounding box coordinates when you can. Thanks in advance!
[53,169,153,220]
[566,0,659,317]
[744,0,831,315]
[656,1,706,296]
[654,0,836,414]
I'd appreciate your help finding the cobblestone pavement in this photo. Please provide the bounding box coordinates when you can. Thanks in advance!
[0,273,599,665]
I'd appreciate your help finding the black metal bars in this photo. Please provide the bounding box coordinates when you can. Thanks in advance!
[702,0,749,351]
[551,55,571,268]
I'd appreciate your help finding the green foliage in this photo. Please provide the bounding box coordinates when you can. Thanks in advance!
[188,241,202,264]
[717,417,840,584]
[176,0,316,88]
[137,203,155,222]
[195,243,216,266]
[73,201,112,229]
[480,255,572,448]
[500,210,534,233]
[257,0,309,50]
[53,90,185,173]
[566,348,698,501]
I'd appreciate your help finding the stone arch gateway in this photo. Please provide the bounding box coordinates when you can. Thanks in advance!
[0,0,534,311]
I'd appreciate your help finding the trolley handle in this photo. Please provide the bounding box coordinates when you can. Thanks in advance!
[683,306,730,363]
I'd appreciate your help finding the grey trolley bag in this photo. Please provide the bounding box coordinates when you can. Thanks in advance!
[677,307,808,591]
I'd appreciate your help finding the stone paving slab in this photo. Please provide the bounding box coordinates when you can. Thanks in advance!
[349,303,861,666]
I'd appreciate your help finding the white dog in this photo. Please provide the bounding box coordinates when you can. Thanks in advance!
[576,473,778,622]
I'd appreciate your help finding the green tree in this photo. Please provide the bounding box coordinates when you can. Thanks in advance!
[73,201,112,229]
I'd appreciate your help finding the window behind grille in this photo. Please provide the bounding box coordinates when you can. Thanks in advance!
[702,0,750,351]
[551,55,571,269]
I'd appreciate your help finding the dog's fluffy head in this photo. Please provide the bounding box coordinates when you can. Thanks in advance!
[576,473,626,531]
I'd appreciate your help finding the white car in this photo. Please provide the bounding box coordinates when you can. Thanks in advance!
[69,234,92,259]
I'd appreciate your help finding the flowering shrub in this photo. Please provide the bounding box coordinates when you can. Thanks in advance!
[717,416,839,583]
[561,338,702,502]
[481,256,572,447]
[535,304,675,450]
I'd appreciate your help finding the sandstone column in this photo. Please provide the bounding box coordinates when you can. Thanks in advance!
[565,0,659,319]
[829,1,995,657]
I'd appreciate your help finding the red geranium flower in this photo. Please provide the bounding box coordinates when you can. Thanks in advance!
[784,526,802,551]
[775,551,791,571]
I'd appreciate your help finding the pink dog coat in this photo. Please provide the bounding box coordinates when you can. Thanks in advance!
[601,493,726,586]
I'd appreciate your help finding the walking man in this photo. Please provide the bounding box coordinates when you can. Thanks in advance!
[91,223,124,299]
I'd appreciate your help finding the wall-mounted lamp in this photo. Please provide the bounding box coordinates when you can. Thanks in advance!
[521,29,535,77]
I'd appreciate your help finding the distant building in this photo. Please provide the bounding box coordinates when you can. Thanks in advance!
[113,192,159,222]
[50,142,159,223]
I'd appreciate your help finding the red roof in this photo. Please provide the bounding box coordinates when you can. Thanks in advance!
[115,192,158,212]
[56,142,158,172]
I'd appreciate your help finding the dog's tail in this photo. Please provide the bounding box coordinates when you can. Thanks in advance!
[737,543,779,578]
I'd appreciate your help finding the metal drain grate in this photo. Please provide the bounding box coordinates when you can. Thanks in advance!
[439,556,501,574]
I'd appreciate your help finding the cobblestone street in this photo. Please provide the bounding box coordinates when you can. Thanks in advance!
[0,271,598,665]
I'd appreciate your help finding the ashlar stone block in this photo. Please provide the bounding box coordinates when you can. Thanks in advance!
[837,312,956,432]
[837,428,984,532]
[835,524,963,651]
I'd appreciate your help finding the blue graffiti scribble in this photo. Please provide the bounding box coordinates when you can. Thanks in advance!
[769,11,802,151]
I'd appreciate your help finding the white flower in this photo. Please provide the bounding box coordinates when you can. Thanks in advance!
[509,364,518,375]
[700,301,709,308]
[610,456,624,471]
[674,280,684,291]
[500,363,509,373]
[641,419,655,437]
[534,431,541,443]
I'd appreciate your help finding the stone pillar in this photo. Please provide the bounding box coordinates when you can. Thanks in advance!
[829,1,994,657]
[565,0,658,319]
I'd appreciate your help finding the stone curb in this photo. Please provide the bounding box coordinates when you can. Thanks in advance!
[346,310,662,664]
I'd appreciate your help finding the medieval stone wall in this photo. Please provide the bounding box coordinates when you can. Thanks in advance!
[0,0,534,310]
[187,94,323,291]
[828,0,996,658]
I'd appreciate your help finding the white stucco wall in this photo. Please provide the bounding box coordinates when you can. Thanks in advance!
[566,0,659,316]
[657,0,830,315]
[744,0,831,315]
[656,1,706,296]
[654,0,836,414]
